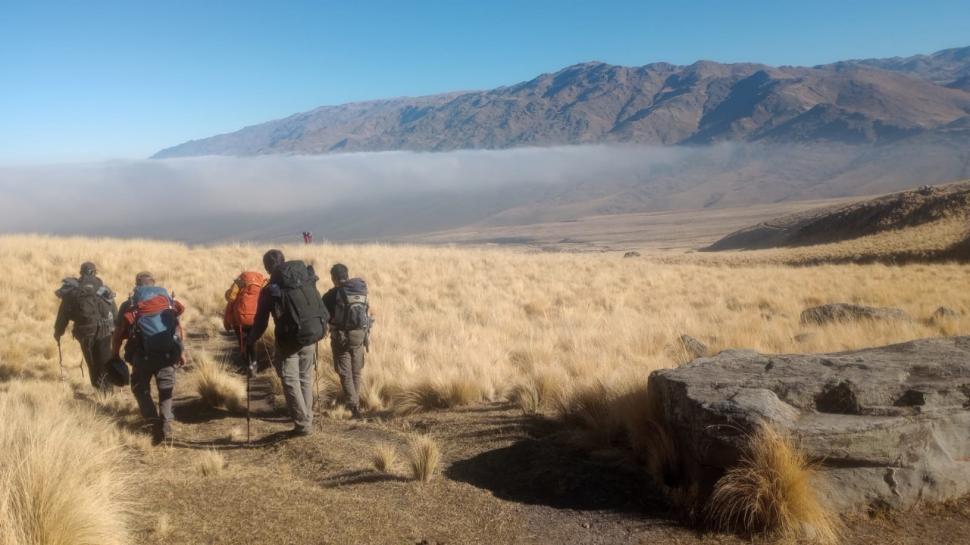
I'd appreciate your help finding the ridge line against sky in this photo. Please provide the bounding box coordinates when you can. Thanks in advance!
[1,0,968,164]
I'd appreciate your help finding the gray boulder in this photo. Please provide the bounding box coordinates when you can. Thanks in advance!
[648,337,970,511]
[800,303,910,325]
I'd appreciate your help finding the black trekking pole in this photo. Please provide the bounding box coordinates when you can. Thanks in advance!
[56,338,65,381]
[247,356,256,445]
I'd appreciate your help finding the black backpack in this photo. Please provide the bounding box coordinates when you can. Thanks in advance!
[332,278,370,331]
[275,261,328,350]
[56,276,116,340]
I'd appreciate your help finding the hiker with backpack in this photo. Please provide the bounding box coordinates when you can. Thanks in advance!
[224,271,267,371]
[246,250,328,436]
[112,272,185,445]
[53,262,118,390]
[322,263,372,419]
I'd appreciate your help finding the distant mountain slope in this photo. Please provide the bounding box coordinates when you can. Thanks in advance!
[154,47,970,158]
[828,46,970,86]
[703,180,970,254]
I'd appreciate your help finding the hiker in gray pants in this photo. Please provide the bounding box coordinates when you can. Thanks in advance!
[130,358,176,433]
[275,344,316,432]
[247,249,328,437]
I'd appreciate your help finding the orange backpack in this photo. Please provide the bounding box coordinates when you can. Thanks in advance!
[228,271,266,329]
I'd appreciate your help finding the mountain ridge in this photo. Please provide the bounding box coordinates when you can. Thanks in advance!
[154,46,970,158]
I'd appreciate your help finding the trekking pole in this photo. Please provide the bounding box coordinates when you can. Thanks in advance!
[56,338,65,381]
[247,356,256,445]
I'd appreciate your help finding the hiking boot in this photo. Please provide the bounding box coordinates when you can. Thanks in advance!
[151,420,173,446]
[151,421,165,446]
[289,426,312,437]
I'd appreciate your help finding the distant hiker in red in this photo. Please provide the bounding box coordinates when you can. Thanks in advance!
[113,271,185,445]
[307,232,313,244]
[302,231,310,244]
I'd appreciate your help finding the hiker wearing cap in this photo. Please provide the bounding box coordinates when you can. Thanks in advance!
[322,263,372,419]
[246,250,328,436]
[53,262,118,390]
[113,271,186,445]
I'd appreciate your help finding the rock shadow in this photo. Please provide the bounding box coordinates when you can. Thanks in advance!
[446,431,668,515]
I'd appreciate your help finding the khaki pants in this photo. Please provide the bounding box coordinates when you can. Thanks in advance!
[275,344,316,431]
[331,330,366,409]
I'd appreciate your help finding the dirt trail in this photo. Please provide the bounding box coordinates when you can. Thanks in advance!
[120,327,970,545]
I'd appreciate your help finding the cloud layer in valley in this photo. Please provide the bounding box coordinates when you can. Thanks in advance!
[0,140,966,243]
[0,146,694,233]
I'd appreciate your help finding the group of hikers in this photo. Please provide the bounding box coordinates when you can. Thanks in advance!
[53,249,372,445]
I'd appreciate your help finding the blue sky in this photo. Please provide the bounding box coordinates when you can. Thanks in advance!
[1,0,967,164]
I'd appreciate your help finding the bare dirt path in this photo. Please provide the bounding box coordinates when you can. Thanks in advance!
[120,328,970,545]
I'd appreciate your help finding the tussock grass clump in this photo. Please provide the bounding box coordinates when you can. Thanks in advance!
[191,353,246,413]
[407,434,441,483]
[508,372,566,414]
[372,443,398,474]
[393,382,450,416]
[447,378,484,407]
[708,426,840,544]
[0,381,132,545]
[196,450,227,477]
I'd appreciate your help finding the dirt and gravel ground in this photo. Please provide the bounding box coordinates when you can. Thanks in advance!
[123,330,970,545]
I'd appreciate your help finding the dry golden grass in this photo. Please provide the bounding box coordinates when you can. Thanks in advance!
[407,434,441,483]
[708,426,841,544]
[372,443,399,474]
[153,513,172,538]
[1,234,968,536]
[689,216,969,266]
[3,234,967,422]
[0,381,132,545]
[195,450,227,477]
[190,352,246,413]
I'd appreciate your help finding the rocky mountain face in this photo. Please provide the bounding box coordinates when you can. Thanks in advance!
[154,47,970,158]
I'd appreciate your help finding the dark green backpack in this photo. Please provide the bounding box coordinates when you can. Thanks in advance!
[275,261,328,351]
[57,276,116,340]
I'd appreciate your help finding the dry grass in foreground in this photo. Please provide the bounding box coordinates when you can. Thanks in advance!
[0,381,133,545]
[189,353,246,413]
[708,426,841,544]
[407,434,441,483]
[372,443,399,474]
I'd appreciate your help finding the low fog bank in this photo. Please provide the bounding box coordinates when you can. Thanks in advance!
[0,140,967,243]
[0,146,689,233]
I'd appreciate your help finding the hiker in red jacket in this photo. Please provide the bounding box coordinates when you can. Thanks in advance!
[113,271,185,445]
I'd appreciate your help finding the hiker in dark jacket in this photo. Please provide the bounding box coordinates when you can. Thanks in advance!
[322,263,372,419]
[53,262,118,390]
[113,271,185,445]
[247,250,328,436]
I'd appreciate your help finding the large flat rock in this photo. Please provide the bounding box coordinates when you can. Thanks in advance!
[648,337,970,511]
